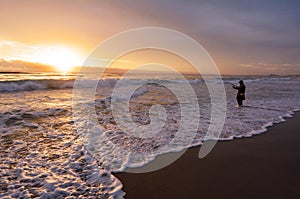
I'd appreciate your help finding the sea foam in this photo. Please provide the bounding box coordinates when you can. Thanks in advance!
[0,75,299,198]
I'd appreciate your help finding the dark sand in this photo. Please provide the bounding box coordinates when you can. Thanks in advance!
[115,112,300,199]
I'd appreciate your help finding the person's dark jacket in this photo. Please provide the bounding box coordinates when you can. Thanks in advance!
[233,84,246,100]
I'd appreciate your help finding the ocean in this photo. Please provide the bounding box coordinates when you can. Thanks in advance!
[0,72,299,198]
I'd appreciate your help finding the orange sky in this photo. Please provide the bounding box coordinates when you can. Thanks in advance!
[0,0,299,75]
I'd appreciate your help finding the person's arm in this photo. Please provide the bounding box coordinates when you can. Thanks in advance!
[232,85,239,90]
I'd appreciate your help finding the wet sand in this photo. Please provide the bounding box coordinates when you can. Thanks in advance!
[115,112,300,199]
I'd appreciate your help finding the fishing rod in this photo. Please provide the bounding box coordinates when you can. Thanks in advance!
[223,81,237,86]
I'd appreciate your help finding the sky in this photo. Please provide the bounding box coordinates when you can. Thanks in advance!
[0,0,300,75]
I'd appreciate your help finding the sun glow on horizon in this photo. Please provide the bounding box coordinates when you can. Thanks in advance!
[32,46,84,72]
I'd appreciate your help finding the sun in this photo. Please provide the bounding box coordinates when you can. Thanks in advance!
[32,46,83,72]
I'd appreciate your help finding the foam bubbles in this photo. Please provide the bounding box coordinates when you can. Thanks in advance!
[0,75,299,198]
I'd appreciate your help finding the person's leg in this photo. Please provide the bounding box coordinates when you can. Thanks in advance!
[237,98,242,107]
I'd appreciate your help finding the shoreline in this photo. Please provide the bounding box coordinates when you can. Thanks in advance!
[115,111,300,199]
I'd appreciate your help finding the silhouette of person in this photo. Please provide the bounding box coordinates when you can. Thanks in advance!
[232,80,246,107]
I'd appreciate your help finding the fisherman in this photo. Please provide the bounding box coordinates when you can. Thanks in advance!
[232,80,246,107]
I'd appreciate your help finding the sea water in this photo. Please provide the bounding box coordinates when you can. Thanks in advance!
[0,72,299,198]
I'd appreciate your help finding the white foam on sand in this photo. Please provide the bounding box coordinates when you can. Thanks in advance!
[0,76,299,198]
[0,89,125,199]
[77,76,300,172]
